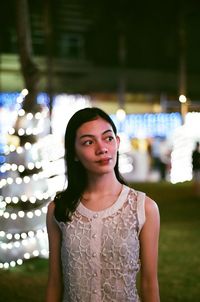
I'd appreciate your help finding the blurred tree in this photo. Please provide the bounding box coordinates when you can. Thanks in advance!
[43,0,54,127]
[15,0,40,112]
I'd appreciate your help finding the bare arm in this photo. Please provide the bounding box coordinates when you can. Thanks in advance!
[139,196,160,302]
[45,201,63,302]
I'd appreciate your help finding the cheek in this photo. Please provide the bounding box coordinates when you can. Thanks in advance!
[75,142,88,161]
[110,142,119,154]
[76,148,92,163]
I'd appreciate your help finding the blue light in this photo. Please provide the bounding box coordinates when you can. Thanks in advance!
[111,113,182,138]
[0,155,5,164]
[0,92,49,109]
[37,92,49,106]
[0,92,19,108]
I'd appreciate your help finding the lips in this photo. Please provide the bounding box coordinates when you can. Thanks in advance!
[97,158,112,165]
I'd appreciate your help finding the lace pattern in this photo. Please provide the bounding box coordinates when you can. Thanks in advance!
[57,186,145,302]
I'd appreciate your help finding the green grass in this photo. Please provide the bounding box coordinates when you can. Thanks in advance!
[0,182,200,302]
[132,181,200,302]
[0,258,48,302]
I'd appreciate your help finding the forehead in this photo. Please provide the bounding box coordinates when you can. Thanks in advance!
[76,117,113,137]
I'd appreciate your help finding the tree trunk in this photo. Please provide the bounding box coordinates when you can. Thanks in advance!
[15,0,40,112]
[43,0,54,131]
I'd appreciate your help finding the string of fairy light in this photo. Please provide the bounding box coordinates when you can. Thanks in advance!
[1,171,50,188]
[0,206,49,269]
[0,163,64,188]
[0,202,48,219]
[0,226,48,269]
[0,89,62,269]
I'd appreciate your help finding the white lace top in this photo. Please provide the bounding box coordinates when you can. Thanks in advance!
[56,185,146,302]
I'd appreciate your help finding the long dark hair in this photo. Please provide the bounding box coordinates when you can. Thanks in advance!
[54,107,126,222]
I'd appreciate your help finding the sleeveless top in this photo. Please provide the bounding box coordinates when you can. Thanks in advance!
[55,185,146,302]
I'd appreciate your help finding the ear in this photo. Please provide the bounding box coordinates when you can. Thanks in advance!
[116,135,120,149]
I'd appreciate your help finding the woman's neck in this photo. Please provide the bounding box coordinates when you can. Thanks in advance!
[86,172,121,195]
[81,172,123,211]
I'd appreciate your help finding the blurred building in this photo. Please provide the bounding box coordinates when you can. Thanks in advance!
[1,0,200,113]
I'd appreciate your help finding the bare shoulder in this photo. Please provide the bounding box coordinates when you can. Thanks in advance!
[46,200,61,238]
[47,200,56,218]
[48,200,55,211]
[144,195,160,219]
[140,195,160,240]
[47,200,58,225]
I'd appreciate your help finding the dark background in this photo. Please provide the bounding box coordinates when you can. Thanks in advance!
[1,0,200,98]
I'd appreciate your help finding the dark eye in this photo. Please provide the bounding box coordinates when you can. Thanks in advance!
[105,136,114,142]
[83,140,93,146]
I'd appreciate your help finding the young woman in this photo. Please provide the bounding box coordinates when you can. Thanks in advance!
[45,107,160,302]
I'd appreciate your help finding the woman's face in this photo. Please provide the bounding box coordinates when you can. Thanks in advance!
[75,117,120,176]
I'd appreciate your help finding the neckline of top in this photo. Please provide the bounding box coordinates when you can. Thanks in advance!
[77,185,131,219]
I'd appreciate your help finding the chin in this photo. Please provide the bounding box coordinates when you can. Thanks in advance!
[94,167,115,175]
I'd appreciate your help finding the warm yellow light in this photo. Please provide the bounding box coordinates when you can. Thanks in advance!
[179,94,187,103]
[116,108,126,121]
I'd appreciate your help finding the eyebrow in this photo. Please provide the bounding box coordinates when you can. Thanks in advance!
[79,129,113,139]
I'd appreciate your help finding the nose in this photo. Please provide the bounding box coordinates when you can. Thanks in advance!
[98,148,108,154]
[96,142,108,155]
